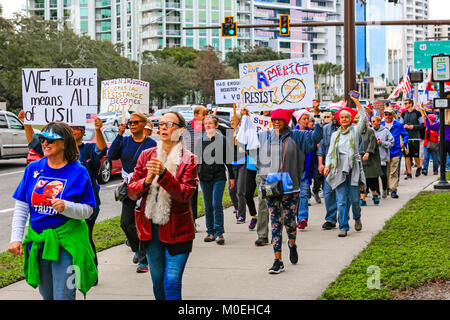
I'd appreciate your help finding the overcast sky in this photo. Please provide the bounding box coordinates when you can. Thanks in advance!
[0,0,449,20]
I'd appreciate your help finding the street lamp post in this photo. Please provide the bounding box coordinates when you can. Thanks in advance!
[344,0,357,108]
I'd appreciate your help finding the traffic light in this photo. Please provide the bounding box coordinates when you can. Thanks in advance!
[279,14,290,36]
[221,16,237,37]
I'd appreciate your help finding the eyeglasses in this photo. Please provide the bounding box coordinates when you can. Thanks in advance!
[384,113,393,116]
[324,116,331,118]
[128,120,146,126]
[39,136,61,144]
[159,121,181,128]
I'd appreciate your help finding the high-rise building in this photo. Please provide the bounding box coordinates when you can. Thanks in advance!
[403,0,429,71]
[428,24,450,40]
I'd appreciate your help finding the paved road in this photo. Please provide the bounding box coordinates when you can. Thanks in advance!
[0,158,123,251]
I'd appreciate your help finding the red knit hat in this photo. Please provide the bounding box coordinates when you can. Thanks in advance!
[271,108,295,126]
[334,107,358,124]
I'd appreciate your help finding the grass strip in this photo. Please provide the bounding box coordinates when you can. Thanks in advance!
[0,182,234,288]
[319,190,450,300]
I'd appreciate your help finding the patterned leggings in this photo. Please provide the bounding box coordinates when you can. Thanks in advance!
[266,192,299,253]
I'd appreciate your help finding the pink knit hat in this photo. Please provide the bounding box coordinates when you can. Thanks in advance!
[428,114,438,122]
[271,109,295,125]
[293,109,309,123]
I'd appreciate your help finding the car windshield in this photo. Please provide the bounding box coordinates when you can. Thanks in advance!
[154,110,166,116]
[83,127,95,141]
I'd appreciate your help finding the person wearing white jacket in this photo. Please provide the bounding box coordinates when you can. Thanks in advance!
[371,116,394,198]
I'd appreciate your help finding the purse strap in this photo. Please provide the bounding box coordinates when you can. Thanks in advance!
[132,137,149,164]
[280,137,288,173]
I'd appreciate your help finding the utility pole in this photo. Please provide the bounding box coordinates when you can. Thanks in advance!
[344,0,357,108]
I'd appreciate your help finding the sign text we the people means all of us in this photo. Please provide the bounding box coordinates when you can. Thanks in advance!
[214,79,241,105]
[239,58,315,112]
[100,78,150,114]
[22,68,97,126]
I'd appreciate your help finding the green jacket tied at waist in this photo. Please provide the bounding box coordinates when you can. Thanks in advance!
[22,219,98,297]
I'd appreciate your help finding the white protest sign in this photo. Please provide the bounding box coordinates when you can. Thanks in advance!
[100,78,150,114]
[22,68,97,126]
[239,58,315,112]
[249,113,272,133]
[214,79,241,104]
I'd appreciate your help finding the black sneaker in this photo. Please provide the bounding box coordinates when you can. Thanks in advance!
[287,240,298,264]
[404,174,412,180]
[322,221,336,230]
[313,192,321,204]
[415,168,422,177]
[255,237,269,246]
[268,259,285,274]
[391,191,399,199]
[236,217,245,224]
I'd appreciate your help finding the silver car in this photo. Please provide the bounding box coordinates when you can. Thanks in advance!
[0,111,29,159]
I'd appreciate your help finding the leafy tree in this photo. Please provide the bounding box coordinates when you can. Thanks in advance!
[225,44,289,70]
[145,46,199,69]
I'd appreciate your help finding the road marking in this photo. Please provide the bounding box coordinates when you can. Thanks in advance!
[0,170,25,177]
[0,208,14,213]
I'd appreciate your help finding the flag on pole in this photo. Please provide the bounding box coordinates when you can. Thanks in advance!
[388,67,412,99]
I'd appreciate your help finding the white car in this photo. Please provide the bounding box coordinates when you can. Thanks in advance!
[98,111,131,127]
[0,111,29,159]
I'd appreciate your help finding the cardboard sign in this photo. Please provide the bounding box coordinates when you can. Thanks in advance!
[214,79,241,104]
[100,78,150,114]
[22,68,97,126]
[249,113,272,133]
[239,58,315,112]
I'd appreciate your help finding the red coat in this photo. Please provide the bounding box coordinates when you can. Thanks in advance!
[127,146,198,243]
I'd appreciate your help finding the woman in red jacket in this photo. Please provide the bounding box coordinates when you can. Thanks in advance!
[127,111,198,300]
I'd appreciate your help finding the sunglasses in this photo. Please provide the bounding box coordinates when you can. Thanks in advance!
[128,120,146,126]
[159,121,181,128]
[324,116,331,118]
[39,136,62,144]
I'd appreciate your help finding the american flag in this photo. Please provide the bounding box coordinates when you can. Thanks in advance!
[389,67,412,99]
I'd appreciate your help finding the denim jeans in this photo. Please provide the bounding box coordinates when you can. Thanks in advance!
[423,146,440,173]
[144,223,190,300]
[323,179,338,224]
[200,180,226,237]
[334,175,361,231]
[38,246,76,300]
[297,180,311,222]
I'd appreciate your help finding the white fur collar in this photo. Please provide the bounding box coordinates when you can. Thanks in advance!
[145,142,183,225]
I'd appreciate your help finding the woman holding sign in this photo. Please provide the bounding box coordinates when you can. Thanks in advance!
[8,122,97,300]
[242,102,323,274]
[127,111,198,300]
[108,112,157,273]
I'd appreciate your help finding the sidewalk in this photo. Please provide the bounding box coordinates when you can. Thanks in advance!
[0,174,439,300]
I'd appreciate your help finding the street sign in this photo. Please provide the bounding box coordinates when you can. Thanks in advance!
[432,55,450,82]
[433,98,450,109]
[414,41,450,69]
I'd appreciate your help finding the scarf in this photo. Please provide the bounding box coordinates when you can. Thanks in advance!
[330,125,357,174]
[145,141,183,225]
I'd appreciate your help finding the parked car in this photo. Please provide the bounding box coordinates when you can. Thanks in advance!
[82,125,123,184]
[98,111,131,127]
[0,111,29,160]
[148,109,168,128]
[169,105,194,122]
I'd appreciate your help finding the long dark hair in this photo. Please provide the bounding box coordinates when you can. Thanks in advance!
[42,122,79,163]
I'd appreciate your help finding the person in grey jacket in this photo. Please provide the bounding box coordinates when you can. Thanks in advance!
[371,116,394,198]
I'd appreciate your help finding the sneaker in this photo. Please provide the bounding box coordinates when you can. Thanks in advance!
[355,219,362,231]
[136,264,149,273]
[268,259,285,274]
[338,230,348,237]
[313,192,321,204]
[422,169,428,176]
[216,236,225,245]
[360,199,367,206]
[373,194,380,205]
[297,219,308,229]
[204,234,216,242]
[433,172,439,175]
[415,167,422,177]
[322,221,336,230]
[404,174,412,180]
[391,191,399,199]
[248,218,257,230]
[236,217,245,224]
[132,252,139,264]
[287,240,298,264]
[382,190,388,199]
[255,237,269,246]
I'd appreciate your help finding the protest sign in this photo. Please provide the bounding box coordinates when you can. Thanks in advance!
[214,79,241,105]
[249,113,272,133]
[239,58,315,112]
[22,68,97,126]
[100,78,150,114]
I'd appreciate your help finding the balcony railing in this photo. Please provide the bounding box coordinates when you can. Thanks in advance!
[96,1,111,8]
[166,30,181,36]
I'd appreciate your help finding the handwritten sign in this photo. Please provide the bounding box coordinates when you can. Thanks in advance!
[214,79,241,104]
[100,78,150,114]
[250,113,272,133]
[239,58,315,112]
[22,68,97,126]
